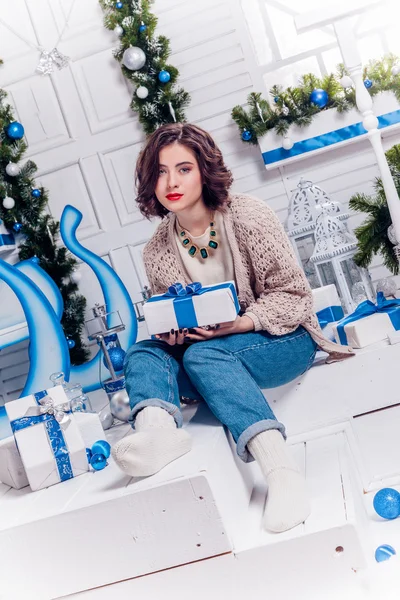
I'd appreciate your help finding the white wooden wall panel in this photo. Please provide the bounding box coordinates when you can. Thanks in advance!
[0,0,396,400]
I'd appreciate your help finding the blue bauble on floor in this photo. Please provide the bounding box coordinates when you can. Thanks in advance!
[373,488,400,520]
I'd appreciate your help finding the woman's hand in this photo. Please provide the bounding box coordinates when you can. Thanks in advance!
[155,328,189,346]
[184,315,254,342]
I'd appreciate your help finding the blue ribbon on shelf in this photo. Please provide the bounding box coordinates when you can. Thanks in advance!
[336,292,400,345]
[262,109,400,166]
[146,281,240,330]
[0,234,15,247]
[316,305,345,329]
[10,390,74,483]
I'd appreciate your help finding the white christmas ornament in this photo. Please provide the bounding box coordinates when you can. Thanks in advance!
[114,25,124,37]
[3,197,15,210]
[110,390,131,422]
[136,85,149,99]
[340,75,353,88]
[5,162,20,177]
[392,65,400,76]
[282,137,294,150]
[122,46,146,71]
[70,270,82,283]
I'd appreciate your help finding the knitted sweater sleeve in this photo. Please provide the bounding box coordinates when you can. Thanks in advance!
[242,202,314,335]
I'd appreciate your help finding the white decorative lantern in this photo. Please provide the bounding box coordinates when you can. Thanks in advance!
[285,177,348,289]
[310,212,375,313]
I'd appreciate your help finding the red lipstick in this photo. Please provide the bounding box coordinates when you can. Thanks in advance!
[166,193,183,201]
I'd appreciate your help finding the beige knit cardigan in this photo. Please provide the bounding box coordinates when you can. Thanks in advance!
[142,193,354,362]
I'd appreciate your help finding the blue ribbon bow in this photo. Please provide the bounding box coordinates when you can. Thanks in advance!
[336,292,400,345]
[147,281,240,330]
[316,305,344,329]
[10,390,74,483]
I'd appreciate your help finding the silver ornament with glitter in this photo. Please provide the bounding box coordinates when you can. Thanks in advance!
[110,390,131,422]
[281,105,289,116]
[122,46,146,71]
[136,85,149,99]
[114,25,124,37]
[376,278,397,298]
[5,162,20,176]
[36,48,70,76]
[339,75,353,89]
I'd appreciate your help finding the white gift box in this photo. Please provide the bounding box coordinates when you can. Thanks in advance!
[332,312,394,348]
[0,436,29,489]
[5,386,89,491]
[143,281,240,336]
[312,284,344,322]
[0,412,106,490]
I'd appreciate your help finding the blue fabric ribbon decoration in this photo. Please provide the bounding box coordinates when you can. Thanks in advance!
[316,305,344,329]
[147,281,240,330]
[10,390,74,483]
[336,292,400,345]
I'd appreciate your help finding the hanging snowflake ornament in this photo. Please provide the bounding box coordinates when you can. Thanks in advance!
[36,48,70,76]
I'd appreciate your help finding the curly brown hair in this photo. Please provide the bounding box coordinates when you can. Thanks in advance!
[135,123,233,219]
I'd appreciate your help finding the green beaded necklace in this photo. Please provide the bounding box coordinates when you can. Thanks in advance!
[177,215,218,259]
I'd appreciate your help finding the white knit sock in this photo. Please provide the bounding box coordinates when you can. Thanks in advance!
[248,429,311,533]
[112,406,192,477]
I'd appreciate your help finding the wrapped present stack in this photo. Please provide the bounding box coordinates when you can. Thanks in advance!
[1,385,110,491]
[143,280,240,335]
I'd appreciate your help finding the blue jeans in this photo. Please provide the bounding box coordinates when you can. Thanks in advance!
[123,328,317,463]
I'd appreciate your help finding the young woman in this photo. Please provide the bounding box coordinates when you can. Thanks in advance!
[112,123,353,533]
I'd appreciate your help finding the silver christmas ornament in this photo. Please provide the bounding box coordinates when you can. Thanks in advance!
[376,277,397,298]
[339,75,353,89]
[110,390,131,422]
[392,65,400,76]
[5,162,20,176]
[255,101,265,123]
[168,101,177,122]
[122,46,146,71]
[281,105,289,116]
[136,85,149,99]
[3,197,15,210]
[114,25,124,37]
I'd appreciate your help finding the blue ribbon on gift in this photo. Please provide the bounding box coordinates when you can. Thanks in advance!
[316,305,345,329]
[147,281,240,330]
[10,390,73,483]
[336,292,400,345]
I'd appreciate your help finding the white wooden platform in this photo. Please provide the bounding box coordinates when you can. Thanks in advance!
[2,341,400,599]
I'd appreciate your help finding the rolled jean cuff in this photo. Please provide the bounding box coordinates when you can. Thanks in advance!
[236,419,286,463]
[128,399,183,429]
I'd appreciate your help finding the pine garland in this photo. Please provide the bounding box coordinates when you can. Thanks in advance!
[349,143,400,276]
[232,54,400,145]
[0,88,90,364]
[99,0,191,134]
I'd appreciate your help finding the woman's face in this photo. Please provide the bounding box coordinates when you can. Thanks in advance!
[155,143,204,214]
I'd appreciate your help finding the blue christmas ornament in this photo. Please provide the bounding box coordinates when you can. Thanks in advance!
[139,24,147,33]
[309,88,329,108]
[13,222,22,233]
[373,488,400,520]
[158,70,171,83]
[103,346,126,372]
[364,78,373,89]
[31,256,40,264]
[375,544,396,562]
[31,189,42,198]
[67,338,76,349]
[6,121,25,140]
[91,453,108,471]
[274,96,279,103]
[115,1,123,8]
[91,440,111,459]
[242,130,252,142]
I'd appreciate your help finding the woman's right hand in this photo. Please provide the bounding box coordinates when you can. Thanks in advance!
[155,328,189,345]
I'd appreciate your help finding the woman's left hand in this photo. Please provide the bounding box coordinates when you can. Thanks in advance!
[184,315,254,342]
